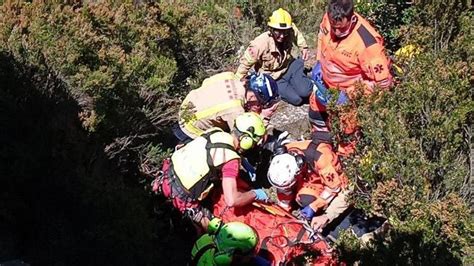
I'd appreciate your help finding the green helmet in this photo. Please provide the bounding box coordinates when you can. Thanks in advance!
[234,112,266,150]
[215,221,259,254]
[208,217,223,235]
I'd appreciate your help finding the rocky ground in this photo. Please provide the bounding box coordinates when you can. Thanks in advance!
[268,101,311,139]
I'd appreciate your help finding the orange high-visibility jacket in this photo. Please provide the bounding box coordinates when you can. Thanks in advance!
[286,140,347,190]
[316,12,393,96]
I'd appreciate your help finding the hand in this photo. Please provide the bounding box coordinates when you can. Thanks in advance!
[301,48,309,61]
[311,214,329,232]
[300,205,316,220]
[260,101,279,119]
[253,189,269,201]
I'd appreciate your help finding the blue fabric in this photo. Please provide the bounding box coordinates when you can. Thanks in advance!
[253,256,271,266]
[171,123,192,144]
[311,61,349,107]
[300,205,316,220]
[241,157,257,182]
[313,80,329,106]
[311,61,323,84]
[336,91,349,105]
[277,59,313,106]
[311,61,330,106]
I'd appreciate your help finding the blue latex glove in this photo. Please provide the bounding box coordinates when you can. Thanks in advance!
[241,157,256,182]
[336,91,349,106]
[253,189,269,201]
[300,205,316,220]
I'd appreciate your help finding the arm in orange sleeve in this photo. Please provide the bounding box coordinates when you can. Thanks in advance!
[307,151,346,211]
[235,38,265,79]
[358,42,393,91]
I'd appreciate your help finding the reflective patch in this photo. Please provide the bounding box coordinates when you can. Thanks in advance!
[321,26,328,35]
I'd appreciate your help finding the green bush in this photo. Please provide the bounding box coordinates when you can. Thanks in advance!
[0,1,178,137]
[335,190,473,265]
[0,0,472,265]
[331,1,473,264]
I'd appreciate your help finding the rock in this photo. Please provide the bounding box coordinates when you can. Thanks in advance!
[269,101,311,139]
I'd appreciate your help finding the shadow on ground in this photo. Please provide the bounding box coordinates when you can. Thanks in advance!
[0,53,191,266]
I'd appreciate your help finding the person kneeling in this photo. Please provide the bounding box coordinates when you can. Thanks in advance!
[153,112,270,231]
[267,131,350,231]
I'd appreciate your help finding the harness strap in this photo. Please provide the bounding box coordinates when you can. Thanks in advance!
[191,243,216,266]
[202,130,237,177]
[302,142,322,170]
[299,131,334,170]
[311,131,333,145]
[167,166,191,199]
[294,226,307,245]
[169,129,238,201]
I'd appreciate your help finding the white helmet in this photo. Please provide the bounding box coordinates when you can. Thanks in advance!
[267,153,299,190]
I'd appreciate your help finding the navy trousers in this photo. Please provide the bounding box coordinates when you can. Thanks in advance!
[277,58,313,106]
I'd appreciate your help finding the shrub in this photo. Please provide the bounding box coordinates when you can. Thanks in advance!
[0,1,178,137]
[331,1,473,264]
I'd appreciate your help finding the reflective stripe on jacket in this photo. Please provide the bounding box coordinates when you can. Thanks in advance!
[179,72,246,139]
[171,129,240,200]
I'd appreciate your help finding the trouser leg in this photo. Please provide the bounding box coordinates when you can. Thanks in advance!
[277,59,313,106]
[287,59,313,99]
[308,92,330,131]
[171,123,193,144]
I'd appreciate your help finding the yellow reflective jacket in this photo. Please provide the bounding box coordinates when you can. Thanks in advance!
[179,72,246,139]
[171,128,240,200]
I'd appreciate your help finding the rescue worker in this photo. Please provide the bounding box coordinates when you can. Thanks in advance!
[236,8,313,106]
[154,112,269,230]
[191,218,264,265]
[267,131,349,231]
[309,0,394,155]
[174,71,279,142]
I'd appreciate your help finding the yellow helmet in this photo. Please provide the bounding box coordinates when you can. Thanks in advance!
[268,8,292,30]
[234,112,266,150]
